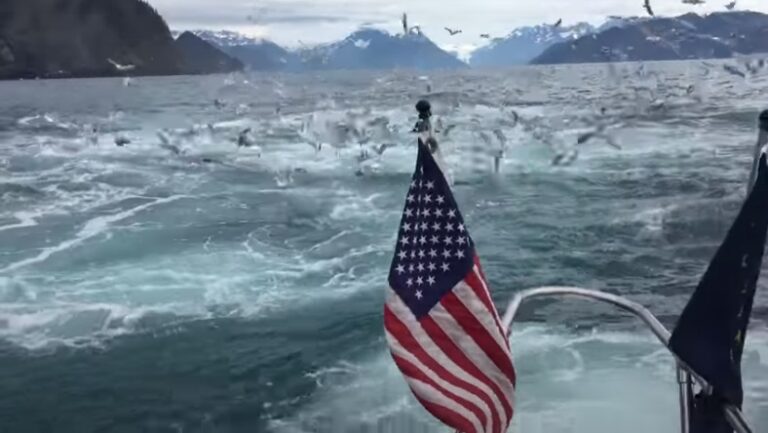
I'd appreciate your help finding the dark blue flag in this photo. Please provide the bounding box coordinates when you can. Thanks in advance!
[669,153,768,433]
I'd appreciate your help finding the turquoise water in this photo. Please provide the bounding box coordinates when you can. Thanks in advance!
[0,63,767,432]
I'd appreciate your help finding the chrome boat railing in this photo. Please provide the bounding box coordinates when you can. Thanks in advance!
[502,287,753,433]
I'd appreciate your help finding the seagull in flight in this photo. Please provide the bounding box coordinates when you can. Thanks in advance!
[723,63,746,78]
[682,0,705,4]
[725,1,736,9]
[445,27,462,36]
[644,0,655,16]
[480,34,491,39]
[107,58,136,72]
[552,18,563,28]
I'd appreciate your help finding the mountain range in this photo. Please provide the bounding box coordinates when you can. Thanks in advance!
[470,23,595,67]
[533,11,768,64]
[2,1,768,80]
[191,28,466,72]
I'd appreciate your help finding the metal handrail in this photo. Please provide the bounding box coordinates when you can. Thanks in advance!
[501,286,753,433]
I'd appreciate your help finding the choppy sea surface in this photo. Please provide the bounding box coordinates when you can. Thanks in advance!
[1,62,768,433]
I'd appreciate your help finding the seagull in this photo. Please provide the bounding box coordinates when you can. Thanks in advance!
[723,64,746,78]
[552,149,579,166]
[402,13,409,35]
[644,0,655,16]
[725,1,736,9]
[553,18,563,28]
[157,131,182,155]
[480,34,491,39]
[114,136,131,147]
[237,128,257,148]
[107,58,136,72]
[681,0,705,4]
[445,27,462,36]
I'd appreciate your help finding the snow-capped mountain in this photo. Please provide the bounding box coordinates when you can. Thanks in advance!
[470,22,595,67]
[183,30,300,71]
[299,28,466,71]
[178,30,263,47]
[532,11,768,64]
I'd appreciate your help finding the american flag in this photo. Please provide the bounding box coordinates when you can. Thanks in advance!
[384,140,516,433]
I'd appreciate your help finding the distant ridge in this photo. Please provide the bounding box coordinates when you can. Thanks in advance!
[189,30,301,72]
[298,28,467,71]
[175,32,243,74]
[533,11,768,64]
[470,23,595,67]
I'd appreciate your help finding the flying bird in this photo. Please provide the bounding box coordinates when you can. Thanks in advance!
[681,0,706,4]
[723,64,746,78]
[644,0,655,16]
[402,13,408,35]
[444,27,462,36]
[553,18,563,28]
[480,34,491,39]
[107,58,136,72]
[725,1,736,9]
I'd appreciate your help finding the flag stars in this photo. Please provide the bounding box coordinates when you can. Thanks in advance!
[395,264,405,274]
[435,208,444,218]
[398,250,408,260]
[418,250,426,259]
[404,208,413,218]
[420,222,429,231]
[406,278,413,287]
[458,223,465,232]
[442,250,452,259]
[417,263,425,272]
[406,194,415,203]
[415,290,423,300]
[410,251,416,259]
[437,195,445,205]
[428,249,438,258]
[402,222,411,232]
[432,222,441,231]
[399,237,409,246]
[457,236,466,246]
[423,208,431,218]
[430,235,440,244]
[410,180,417,188]
[441,263,450,272]
[426,181,434,190]
[446,223,455,232]
[456,250,465,259]
[416,276,424,286]
[427,275,436,285]
[424,194,433,204]
[428,262,437,271]
[408,264,415,273]
[419,236,427,245]
[444,236,454,245]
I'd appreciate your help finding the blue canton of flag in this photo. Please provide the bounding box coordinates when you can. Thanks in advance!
[388,141,475,318]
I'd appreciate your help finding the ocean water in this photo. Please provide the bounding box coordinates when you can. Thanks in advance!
[1,62,768,433]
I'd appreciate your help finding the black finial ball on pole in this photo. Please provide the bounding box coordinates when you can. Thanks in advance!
[416,99,431,119]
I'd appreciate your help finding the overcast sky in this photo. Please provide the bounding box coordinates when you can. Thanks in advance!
[147,0,768,53]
